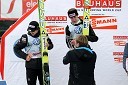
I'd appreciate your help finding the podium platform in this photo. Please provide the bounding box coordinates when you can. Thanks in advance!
[0,75,7,85]
[0,80,6,85]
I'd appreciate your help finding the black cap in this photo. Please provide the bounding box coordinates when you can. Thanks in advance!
[27,21,39,32]
[67,8,78,18]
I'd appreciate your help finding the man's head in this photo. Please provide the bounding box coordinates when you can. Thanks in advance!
[67,8,79,24]
[67,8,78,18]
[27,21,39,32]
[75,35,88,47]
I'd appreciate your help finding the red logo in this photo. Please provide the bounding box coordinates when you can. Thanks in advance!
[91,16,117,29]
[113,52,123,62]
[79,16,117,29]
[114,57,123,62]
[7,0,16,14]
[7,0,47,14]
[46,26,64,34]
[45,16,67,21]
[113,36,128,40]
[22,0,37,14]
[113,52,123,56]
[75,0,121,8]
[114,41,126,46]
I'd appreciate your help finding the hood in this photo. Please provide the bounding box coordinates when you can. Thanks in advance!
[74,47,94,61]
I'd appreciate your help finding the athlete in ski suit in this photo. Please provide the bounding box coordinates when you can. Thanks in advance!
[65,8,98,49]
[63,35,97,85]
[13,21,53,85]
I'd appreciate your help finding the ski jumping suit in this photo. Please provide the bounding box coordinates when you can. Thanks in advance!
[13,31,53,85]
[65,19,98,49]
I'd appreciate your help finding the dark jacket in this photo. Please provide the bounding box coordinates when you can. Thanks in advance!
[123,43,128,72]
[65,19,98,48]
[63,46,97,85]
[13,31,53,69]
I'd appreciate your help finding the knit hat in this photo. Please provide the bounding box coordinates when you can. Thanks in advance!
[27,21,39,32]
[67,8,78,18]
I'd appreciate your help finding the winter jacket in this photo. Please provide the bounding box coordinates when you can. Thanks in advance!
[63,45,97,85]
[123,42,128,71]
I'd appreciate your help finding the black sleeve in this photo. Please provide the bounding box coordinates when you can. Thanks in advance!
[13,34,28,60]
[63,51,71,65]
[86,25,98,42]
[82,51,96,62]
[123,43,128,70]
[65,25,74,48]
[47,37,53,50]
[65,25,71,36]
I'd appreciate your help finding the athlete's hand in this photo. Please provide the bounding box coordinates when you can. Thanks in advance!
[45,43,49,47]
[26,53,33,61]
[70,39,76,45]
[69,48,74,50]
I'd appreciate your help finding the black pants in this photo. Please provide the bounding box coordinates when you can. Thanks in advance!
[68,77,96,85]
[26,68,43,85]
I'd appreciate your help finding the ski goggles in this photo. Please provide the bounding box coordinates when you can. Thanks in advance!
[68,13,76,18]
[27,25,39,32]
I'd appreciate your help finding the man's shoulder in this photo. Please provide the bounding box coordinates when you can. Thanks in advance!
[19,34,28,43]
[21,34,27,38]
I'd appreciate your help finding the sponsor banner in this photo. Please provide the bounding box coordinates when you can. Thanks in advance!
[0,0,22,19]
[75,0,121,8]
[113,52,123,56]
[113,36,128,62]
[0,0,39,19]
[22,0,37,14]
[46,26,64,34]
[91,16,117,29]
[75,0,122,17]
[79,16,117,29]
[45,16,67,21]
[114,57,123,62]
[44,16,66,34]
[113,36,128,40]
[45,16,67,24]
[113,36,128,46]
[113,52,123,63]
[114,41,126,46]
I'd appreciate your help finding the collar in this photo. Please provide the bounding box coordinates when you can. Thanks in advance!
[75,47,93,54]
[71,18,83,26]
